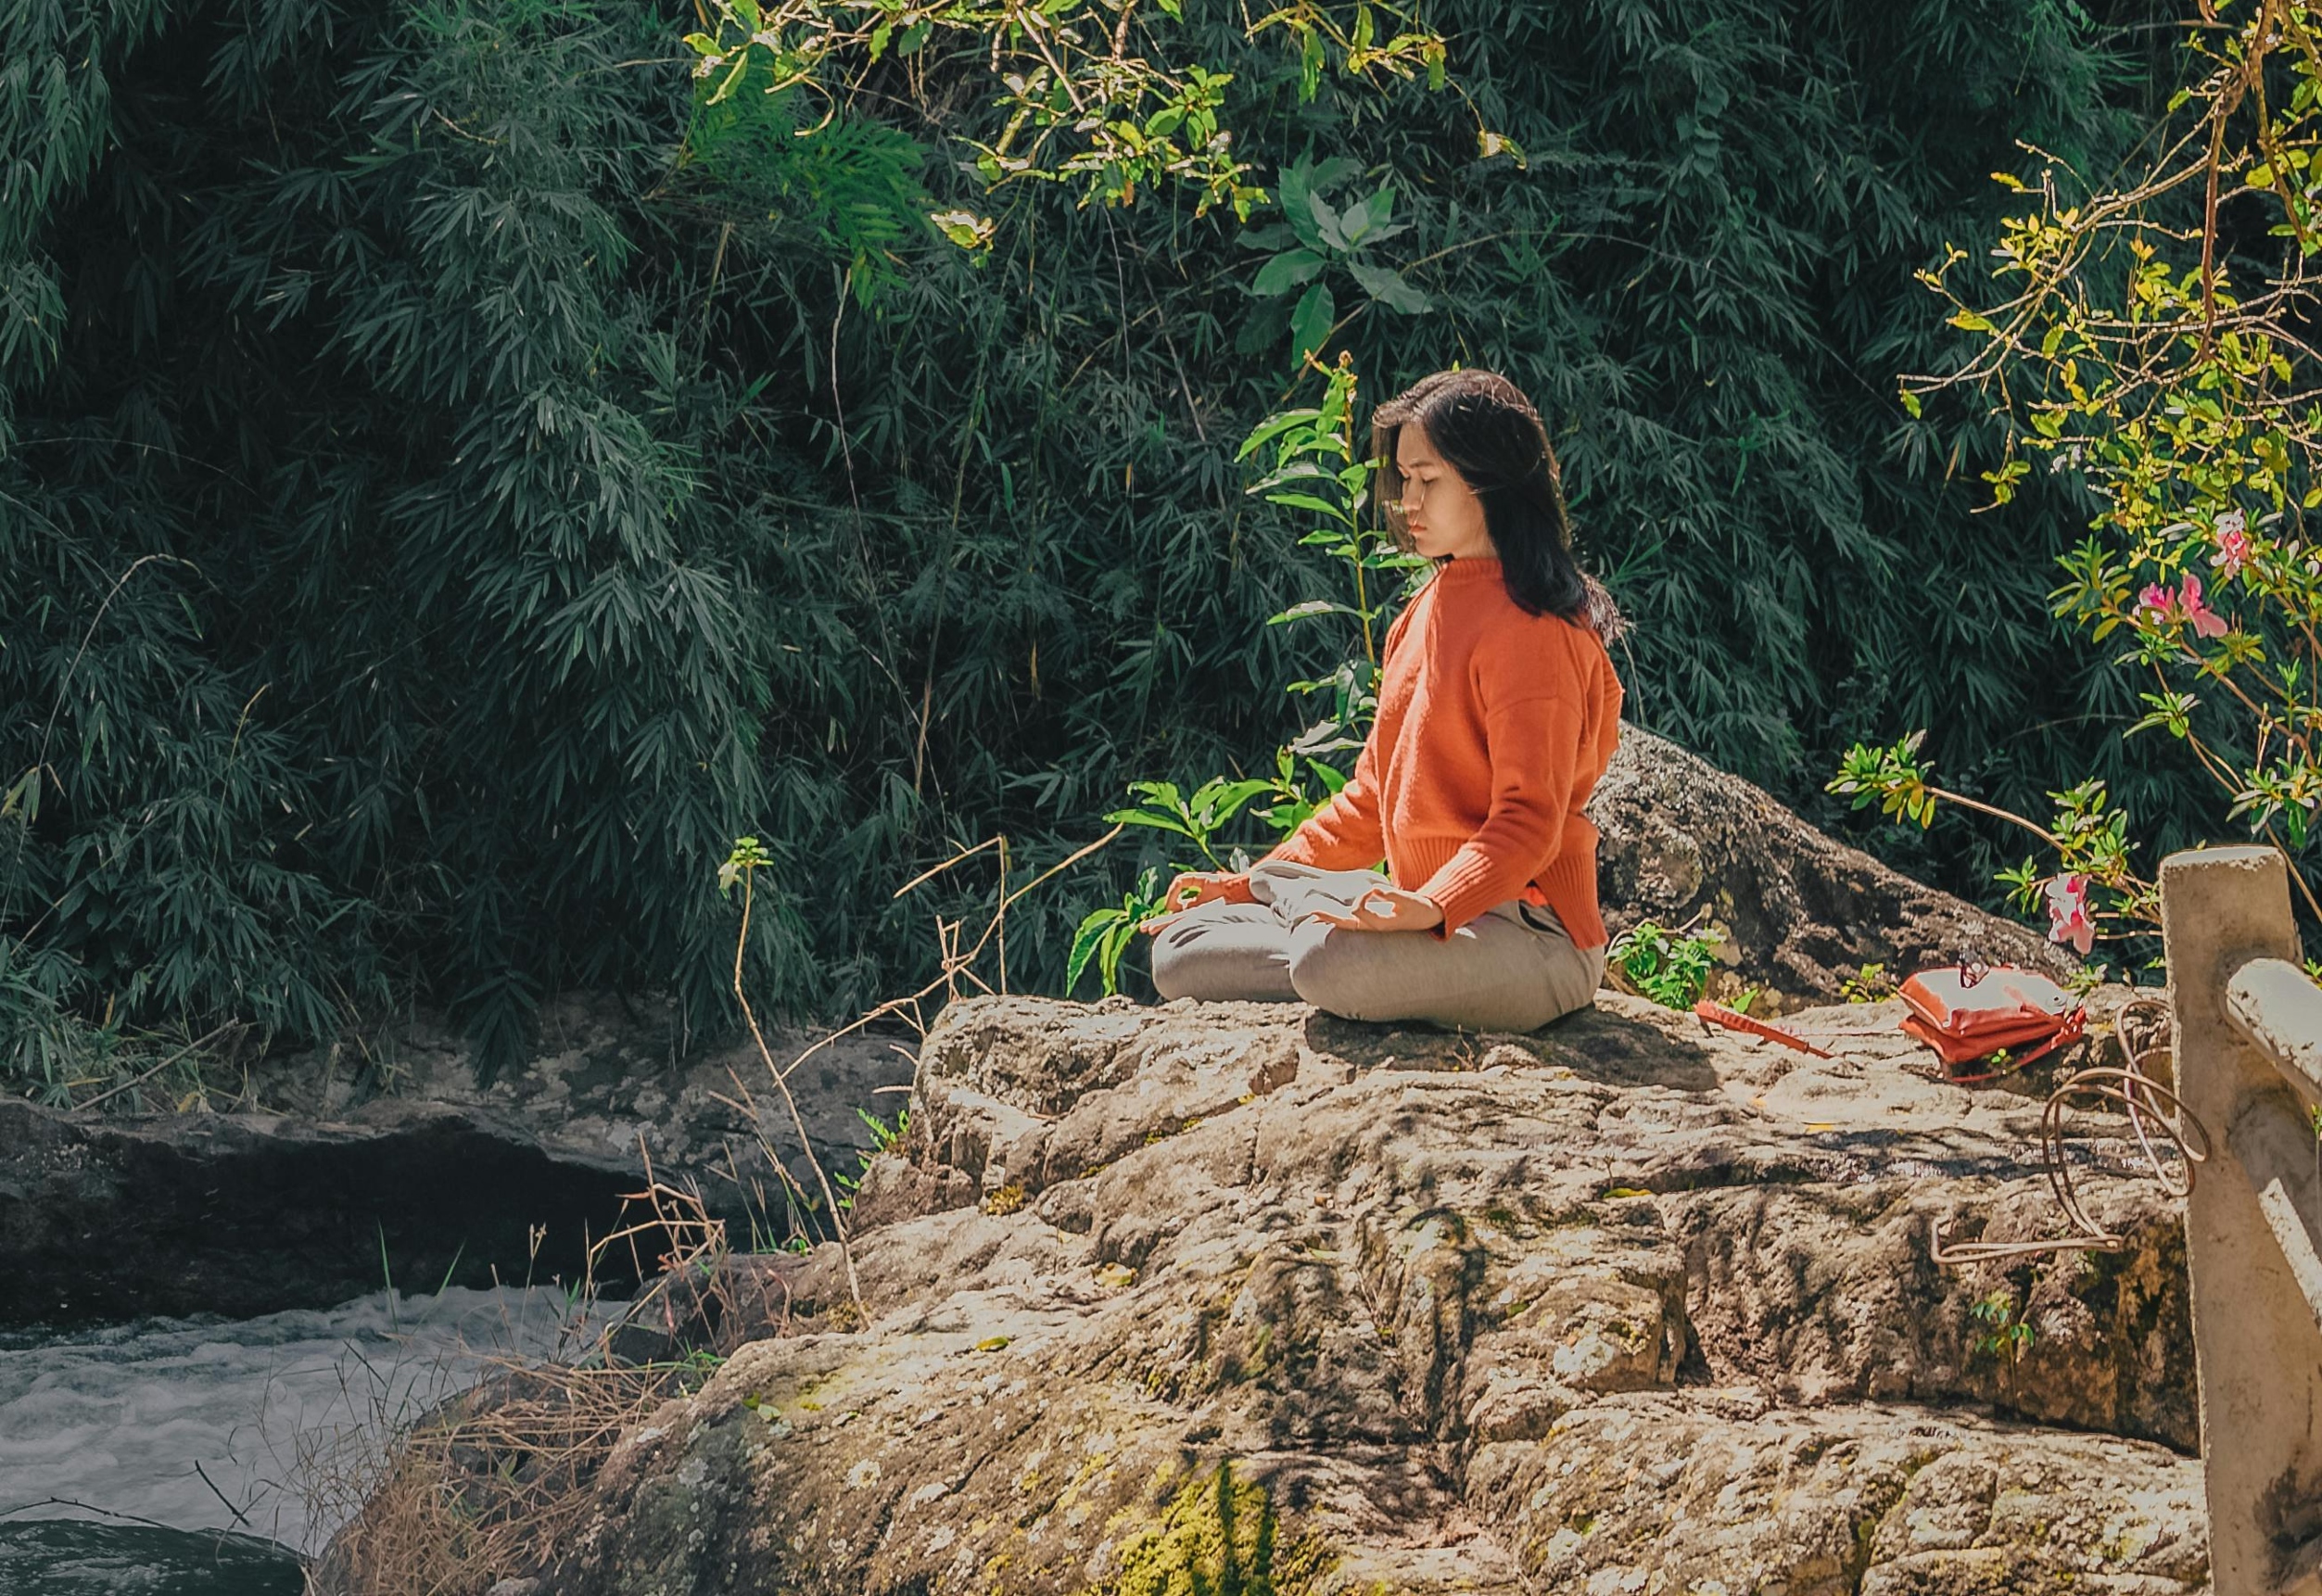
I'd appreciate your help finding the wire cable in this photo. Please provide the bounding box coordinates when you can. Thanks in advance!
[1930,996,2213,1265]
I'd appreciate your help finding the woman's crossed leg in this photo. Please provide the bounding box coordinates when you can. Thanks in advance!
[1148,861,1602,1033]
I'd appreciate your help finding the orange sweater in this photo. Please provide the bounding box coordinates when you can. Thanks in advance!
[1262,557,1623,945]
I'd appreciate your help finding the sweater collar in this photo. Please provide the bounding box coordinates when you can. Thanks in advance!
[1430,555,1504,584]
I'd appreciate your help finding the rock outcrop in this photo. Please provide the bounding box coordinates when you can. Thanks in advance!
[0,1096,644,1324]
[248,994,916,1200]
[0,997,917,1323]
[1591,725,2078,1007]
[471,994,2204,1596]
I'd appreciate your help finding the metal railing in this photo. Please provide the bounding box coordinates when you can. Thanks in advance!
[2162,845,2322,1596]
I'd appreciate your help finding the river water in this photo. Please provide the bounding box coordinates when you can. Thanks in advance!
[0,1286,597,1593]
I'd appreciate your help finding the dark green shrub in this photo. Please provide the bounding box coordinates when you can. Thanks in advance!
[0,0,2189,1075]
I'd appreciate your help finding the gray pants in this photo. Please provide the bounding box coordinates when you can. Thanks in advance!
[1148,861,1605,1033]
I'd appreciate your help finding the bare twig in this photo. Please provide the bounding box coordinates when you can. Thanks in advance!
[194,1460,253,1528]
[730,869,865,1318]
[76,1021,240,1112]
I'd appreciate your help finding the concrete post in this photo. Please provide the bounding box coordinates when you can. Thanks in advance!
[2161,845,2322,1593]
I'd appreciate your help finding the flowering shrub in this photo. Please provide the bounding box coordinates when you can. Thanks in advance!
[1831,732,2158,960]
[1836,4,2322,958]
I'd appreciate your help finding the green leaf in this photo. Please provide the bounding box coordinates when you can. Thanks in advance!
[1268,600,1355,623]
[1236,406,1322,461]
[1477,130,1526,165]
[1307,191,1349,251]
[1097,920,1136,994]
[1251,248,1326,297]
[732,0,761,29]
[1290,282,1337,365]
[1263,490,1347,517]
[1279,160,1324,251]
[1250,460,1339,491]
[1193,778,1272,824]
[707,47,753,104]
[1067,907,1124,994]
[931,209,995,250]
[1106,810,1198,838]
[1346,260,1430,314]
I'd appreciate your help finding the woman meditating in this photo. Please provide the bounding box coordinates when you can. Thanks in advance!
[1141,368,1625,1033]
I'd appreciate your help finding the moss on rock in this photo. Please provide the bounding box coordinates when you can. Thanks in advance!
[1095,1464,1334,1596]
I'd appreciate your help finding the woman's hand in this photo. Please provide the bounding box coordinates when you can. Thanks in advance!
[1310,884,1443,934]
[1136,870,1247,934]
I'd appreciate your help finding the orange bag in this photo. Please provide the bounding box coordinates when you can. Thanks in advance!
[1898,966,2086,1080]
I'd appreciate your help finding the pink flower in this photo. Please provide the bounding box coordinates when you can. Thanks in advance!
[2179,572,2229,639]
[2137,575,2230,639]
[2213,510,2252,581]
[2045,873,2096,956]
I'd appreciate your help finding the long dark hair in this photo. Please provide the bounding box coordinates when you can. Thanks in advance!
[1373,369,1626,643]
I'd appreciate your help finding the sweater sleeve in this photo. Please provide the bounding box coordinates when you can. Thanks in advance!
[1415,687,1585,934]
[1261,721,1386,872]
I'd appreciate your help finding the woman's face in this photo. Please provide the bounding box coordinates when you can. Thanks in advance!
[1395,422,1494,562]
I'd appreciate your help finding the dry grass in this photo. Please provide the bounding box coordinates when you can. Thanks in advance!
[303,1180,786,1596]
[310,1364,674,1596]
[307,830,1091,1593]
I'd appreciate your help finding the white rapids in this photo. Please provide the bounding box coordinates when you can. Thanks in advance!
[0,1285,598,1557]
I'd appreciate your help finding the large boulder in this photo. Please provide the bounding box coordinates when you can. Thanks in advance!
[1591,725,2077,1006]
[371,994,2203,1596]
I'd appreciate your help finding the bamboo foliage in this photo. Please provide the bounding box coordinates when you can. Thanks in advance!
[0,0,2188,1071]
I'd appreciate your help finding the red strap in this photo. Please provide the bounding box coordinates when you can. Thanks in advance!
[1692,1001,1834,1058]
